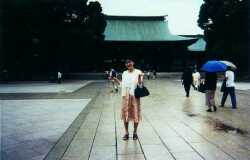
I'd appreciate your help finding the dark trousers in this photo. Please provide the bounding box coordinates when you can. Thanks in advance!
[184,83,191,97]
[147,75,150,80]
[221,87,237,108]
[57,78,61,84]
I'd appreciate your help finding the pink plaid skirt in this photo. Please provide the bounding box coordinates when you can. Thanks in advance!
[121,95,141,123]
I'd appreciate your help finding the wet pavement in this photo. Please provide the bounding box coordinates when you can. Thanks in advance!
[1,79,250,160]
[1,99,90,160]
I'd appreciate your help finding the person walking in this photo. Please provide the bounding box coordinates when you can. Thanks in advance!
[146,70,151,80]
[192,70,201,90]
[181,67,193,97]
[153,70,157,79]
[109,68,119,93]
[57,71,62,84]
[204,72,217,112]
[220,67,237,109]
[113,60,144,141]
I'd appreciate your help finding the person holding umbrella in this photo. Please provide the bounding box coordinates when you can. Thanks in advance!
[204,72,217,112]
[201,60,227,112]
[220,66,237,109]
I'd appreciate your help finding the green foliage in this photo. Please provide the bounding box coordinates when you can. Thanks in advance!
[1,0,107,79]
[198,0,247,40]
[197,0,248,71]
[85,1,107,40]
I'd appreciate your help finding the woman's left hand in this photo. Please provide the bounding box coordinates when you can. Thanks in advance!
[138,74,144,85]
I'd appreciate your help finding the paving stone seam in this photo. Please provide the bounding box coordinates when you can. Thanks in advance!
[159,101,238,160]
[180,119,238,160]
[71,81,93,93]
[137,137,149,160]
[0,99,2,159]
[113,93,146,159]
[43,90,101,160]
[142,115,177,160]
[112,94,118,160]
[161,117,206,160]
[87,95,105,160]
[184,112,250,150]
[156,110,207,160]
[162,80,247,160]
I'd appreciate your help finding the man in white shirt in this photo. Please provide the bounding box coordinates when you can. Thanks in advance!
[220,67,237,109]
[192,71,201,90]
[57,72,62,84]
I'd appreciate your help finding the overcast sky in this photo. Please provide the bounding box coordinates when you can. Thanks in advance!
[94,0,204,35]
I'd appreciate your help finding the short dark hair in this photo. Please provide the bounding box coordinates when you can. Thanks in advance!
[227,66,232,70]
[125,59,134,64]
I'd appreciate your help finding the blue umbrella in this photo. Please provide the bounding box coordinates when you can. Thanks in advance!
[201,60,227,72]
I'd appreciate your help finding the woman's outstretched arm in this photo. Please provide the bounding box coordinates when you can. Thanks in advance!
[113,77,121,85]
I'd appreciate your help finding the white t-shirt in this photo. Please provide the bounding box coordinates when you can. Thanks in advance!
[225,70,235,87]
[192,72,200,81]
[58,72,62,79]
[121,69,142,96]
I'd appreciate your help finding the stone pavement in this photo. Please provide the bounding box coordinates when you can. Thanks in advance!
[59,79,250,160]
[0,80,92,93]
[1,99,90,160]
[1,79,250,160]
[0,82,103,160]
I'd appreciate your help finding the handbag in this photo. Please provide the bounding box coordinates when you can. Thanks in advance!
[198,82,206,93]
[134,84,150,98]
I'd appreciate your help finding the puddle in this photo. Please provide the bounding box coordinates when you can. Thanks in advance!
[186,113,198,117]
[211,120,248,135]
[183,111,249,136]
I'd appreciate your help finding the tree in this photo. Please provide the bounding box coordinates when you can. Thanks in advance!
[1,0,107,79]
[85,1,107,41]
[198,0,248,72]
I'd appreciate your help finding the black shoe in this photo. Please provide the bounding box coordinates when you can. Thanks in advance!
[133,134,138,140]
[123,134,129,141]
[213,106,217,112]
[206,109,212,112]
[219,105,224,107]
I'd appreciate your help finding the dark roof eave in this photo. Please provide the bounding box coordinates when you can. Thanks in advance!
[104,39,197,45]
[105,15,168,21]
[104,38,197,43]
[105,40,193,42]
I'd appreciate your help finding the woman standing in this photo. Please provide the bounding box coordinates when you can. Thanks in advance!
[114,60,144,140]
